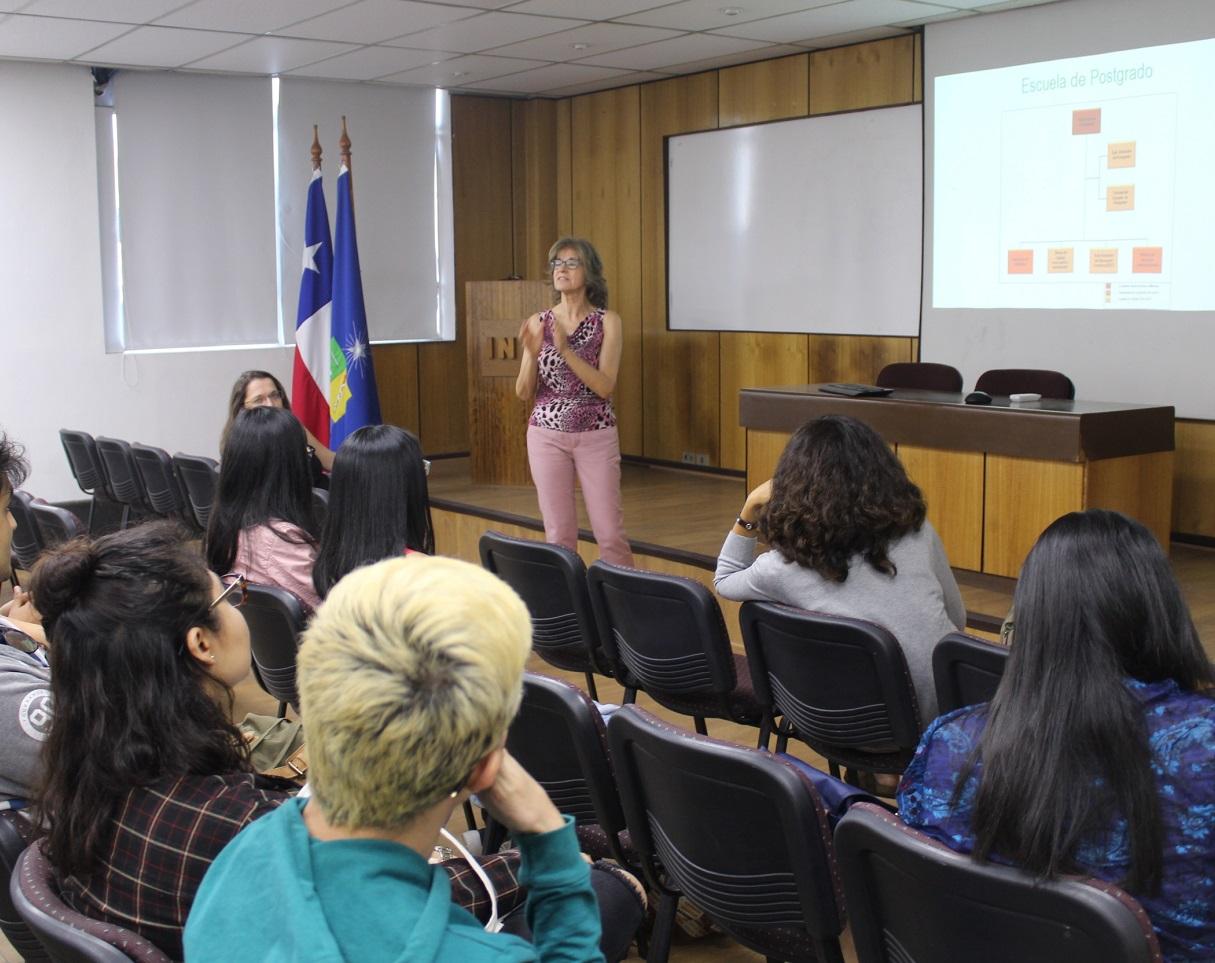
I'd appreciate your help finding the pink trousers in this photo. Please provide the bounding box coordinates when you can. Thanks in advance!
[526,425,634,567]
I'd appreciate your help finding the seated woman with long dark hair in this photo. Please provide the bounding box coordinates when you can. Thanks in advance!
[222,369,334,486]
[715,414,965,720]
[206,405,320,612]
[312,424,434,600]
[898,510,1215,960]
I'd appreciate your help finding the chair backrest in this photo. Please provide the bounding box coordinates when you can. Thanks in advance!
[586,560,738,705]
[311,487,329,531]
[94,438,148,513]
[835,802,1162,963]
[478,531,609,677]
[496,673,629,864]
[171,453,219,532]
[58,430,112,499]
[607,705,845,961]
[974,368,1075,400]
[740,602,920,762]
[875,362,963,393]
[9,491,45,573]
[30,503,86,549]
[0,813,48,961]
[932,633,1009,715]
[129,444,189,523]
[242,583,307,711]
[11,840,172,962]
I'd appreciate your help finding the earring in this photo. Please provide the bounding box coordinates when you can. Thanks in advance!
[449,790,458,799]
[210,656,216,663]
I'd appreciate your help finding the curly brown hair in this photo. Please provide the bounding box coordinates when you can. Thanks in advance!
[760,415,926,582]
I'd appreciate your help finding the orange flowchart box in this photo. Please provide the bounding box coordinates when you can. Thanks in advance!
[1072,108,1101,134]
[1108,141,1136,168]
[1007,249,1034,274]
[1089,248,1119,273]
[1132,247,1163,273]
[1047,248,1074,273]
[1106,185,1134,211]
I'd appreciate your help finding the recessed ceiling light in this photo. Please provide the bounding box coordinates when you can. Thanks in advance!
[451,70,466,77]
[572,42,590,50]
[720,6,743,15]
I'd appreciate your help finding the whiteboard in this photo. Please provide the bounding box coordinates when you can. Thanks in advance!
[666,104,922,336]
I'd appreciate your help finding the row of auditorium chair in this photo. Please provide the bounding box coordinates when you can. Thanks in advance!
[874,363,1076,399]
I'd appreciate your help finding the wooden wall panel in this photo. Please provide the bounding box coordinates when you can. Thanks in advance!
[640,74,721,465]
[715,55,814,471]
[718,53,808,127]
[555,99,573,238]
[511,99,558,281]
[570,87,644,456]
[808,335,917,384]
[1174,420,1215,537]
[808,35,917,114]
[423,96,514,454]
[372,343,419,433]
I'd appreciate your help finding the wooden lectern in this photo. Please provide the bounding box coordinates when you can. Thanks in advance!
[466,280,551,485]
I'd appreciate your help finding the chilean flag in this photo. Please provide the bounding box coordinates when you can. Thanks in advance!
[291,168,334,447]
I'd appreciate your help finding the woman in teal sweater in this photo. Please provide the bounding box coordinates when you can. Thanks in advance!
[185,555,632,962]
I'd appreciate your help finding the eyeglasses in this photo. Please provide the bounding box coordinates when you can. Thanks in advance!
[245,389,283,407]
[549,257,582,271]
[209,573,248,610]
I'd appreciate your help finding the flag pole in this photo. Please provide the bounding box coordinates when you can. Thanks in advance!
[340,115,352,202]
[311,123,323,171]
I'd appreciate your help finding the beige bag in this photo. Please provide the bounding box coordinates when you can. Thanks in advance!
[238,713,308,782]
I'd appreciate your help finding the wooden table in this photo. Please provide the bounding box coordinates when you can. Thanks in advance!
[740,386,1174,577]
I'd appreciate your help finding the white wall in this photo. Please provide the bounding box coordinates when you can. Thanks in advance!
[1,61,294,502]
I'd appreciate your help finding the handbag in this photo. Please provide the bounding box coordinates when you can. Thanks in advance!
[238,713,308,782]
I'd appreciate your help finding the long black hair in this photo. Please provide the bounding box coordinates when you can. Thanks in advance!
[32,523,250,877]
[312,425,434,598]
[963,509,1212,894]
[205,406,316,575]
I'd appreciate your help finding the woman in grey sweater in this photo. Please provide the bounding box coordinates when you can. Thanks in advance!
[715,415,965,722]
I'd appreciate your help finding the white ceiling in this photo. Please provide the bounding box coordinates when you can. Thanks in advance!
[0,0,1059,98]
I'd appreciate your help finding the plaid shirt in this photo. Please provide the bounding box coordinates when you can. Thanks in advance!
[59,773,526,959]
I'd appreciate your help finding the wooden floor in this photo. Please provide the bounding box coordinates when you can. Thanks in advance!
[429,456,1215,656]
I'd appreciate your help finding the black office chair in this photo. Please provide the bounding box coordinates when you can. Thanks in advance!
[11,840,172,962]
[30,503,86,550]
[875,362,963,393]
[478,531,612,700]
[171,453,220,533]
[586,561,762,736]
[8,492,44,576]
[311,487,329,531]
[974,368,1075,400]
[740,602,921,791]
[94,437,150,530]
[932,632,1009,715]
[0,812,48,961]
[242,583,308,717]
[835,802,1162,963]
[608,705,846,963]
[484,673,632,868]
[58,430,115,533]
[130,444,192,529]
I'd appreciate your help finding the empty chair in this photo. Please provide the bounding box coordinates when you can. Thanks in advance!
[58,430,114,533]
[608,705,846,963]
[974,368,1075,400]
[0,812,48,962]
[171,453,220,533]
[835,802,1162,963]
[30,503,85,550]
[242,583,307,717]
[8,491,44,575]
[129,444,192,528]
[875,362,963,393]
[478,531,612,700]
[586,561,762,736]
[932,632,1009,715]
[11,840,172,962]
[740,602,921,789]
[485,672,632,866]
[94,437,150,530]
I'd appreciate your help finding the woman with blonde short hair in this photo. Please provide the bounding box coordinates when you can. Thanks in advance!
[186,555,643,961]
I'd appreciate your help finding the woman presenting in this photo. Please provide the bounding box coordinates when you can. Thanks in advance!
[516,238,633,566]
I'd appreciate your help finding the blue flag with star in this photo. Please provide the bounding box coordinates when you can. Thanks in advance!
[329,162,381,449]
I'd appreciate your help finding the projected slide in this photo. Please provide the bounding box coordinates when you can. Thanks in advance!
[933,37,1215,310]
